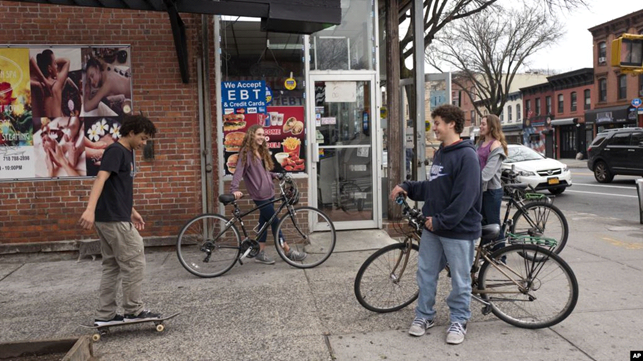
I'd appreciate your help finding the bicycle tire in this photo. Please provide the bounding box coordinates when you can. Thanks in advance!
[477,244,578,329]
[511,201,569,254]
[354,242,420,313]
[274,206,336,268]
[176,214,241,278]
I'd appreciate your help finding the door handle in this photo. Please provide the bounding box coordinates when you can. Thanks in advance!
[312,142,320,162]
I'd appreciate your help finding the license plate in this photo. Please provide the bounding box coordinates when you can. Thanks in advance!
[548,177,560,185]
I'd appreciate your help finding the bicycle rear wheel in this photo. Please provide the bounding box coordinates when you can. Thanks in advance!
[511,201,569,254]
[354,242,420,313]
[176,214,241,278]
[275,207,336,268]
[477,244,578,329]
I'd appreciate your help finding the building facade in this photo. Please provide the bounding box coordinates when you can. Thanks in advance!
[0,0,385,251]
[546,68,595,159]
[520,82,554,156]
[585,10,643,133]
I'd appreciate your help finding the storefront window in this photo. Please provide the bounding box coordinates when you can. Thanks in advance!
[219,17,307,175]
[309,0,375,71]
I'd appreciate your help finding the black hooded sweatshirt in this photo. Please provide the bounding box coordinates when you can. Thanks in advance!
[400,139,482,240]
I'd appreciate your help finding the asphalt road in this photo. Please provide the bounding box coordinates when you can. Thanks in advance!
[549,167,642,223]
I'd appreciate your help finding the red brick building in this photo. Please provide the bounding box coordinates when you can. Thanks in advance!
[585,10,643,132]
[0,2,207,247]
[547,68,595,159]
[520,82,554,156]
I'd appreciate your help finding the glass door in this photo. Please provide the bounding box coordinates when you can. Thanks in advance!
[308,75,379,230]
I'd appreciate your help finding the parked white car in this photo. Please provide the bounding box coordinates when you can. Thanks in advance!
[501,145,572,195]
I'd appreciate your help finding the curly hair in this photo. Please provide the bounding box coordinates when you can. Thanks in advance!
[430,104,465,134]
[239,124,274,170]
[119,114,157,137]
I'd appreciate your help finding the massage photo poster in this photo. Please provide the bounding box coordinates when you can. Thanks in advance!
[221,80,306,176]
[0,45,133,180]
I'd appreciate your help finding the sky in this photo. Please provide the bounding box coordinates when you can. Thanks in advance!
[526,1,642,73]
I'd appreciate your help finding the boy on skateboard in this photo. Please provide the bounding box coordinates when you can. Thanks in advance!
[78,114,160,326]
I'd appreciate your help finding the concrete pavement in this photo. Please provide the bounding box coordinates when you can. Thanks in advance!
[0,215,642,360]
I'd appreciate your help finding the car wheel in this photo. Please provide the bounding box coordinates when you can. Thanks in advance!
[549,187,565,195]
[593,161,614,183]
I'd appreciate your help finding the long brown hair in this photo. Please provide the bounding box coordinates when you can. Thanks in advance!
[239,124,274,170]
[480,114,508,155]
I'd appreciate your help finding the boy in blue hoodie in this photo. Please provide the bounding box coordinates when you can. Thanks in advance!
[390,104,481,345]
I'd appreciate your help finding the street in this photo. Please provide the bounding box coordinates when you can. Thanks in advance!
[551,167,641,224]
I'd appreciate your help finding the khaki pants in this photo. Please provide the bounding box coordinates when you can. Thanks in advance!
[94,221,146,320]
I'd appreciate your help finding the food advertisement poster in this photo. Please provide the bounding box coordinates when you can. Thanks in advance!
[223,101,306,175]
[0,45,132,180]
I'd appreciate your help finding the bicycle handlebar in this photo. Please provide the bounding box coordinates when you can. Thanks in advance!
[395,193,426,231]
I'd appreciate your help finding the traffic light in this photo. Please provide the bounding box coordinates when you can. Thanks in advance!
[611,34,643,73]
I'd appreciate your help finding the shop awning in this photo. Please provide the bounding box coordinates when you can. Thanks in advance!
[585,105,637,125]
[502,123,523,132]
[13,0,341,83]
[550,118,577,126]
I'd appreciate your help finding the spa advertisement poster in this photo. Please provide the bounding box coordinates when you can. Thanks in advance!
[0,45,133,180]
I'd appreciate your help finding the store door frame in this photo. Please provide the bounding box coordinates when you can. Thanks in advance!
[306,72,382,230]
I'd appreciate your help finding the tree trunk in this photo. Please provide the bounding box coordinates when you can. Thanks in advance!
[386,0,402,220]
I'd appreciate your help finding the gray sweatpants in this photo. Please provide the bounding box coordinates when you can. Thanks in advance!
[94,221,146,320]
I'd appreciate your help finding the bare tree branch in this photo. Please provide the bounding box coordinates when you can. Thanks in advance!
[425,4,564,116]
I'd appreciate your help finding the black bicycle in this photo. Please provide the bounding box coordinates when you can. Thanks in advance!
[501,170,569,255]
[176,172,336,277]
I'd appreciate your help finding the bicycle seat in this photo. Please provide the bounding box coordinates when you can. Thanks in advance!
[503,183,529,190]
[480,224,500,243]
[218,194,236,205]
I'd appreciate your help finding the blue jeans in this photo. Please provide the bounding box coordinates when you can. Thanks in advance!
[481,188,504,243]
[416,229,475,324]
[253,198,284,243]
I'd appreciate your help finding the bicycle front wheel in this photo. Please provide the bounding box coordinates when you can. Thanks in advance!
[176,214,241,278]
[275,207,336,268]
[511,201,569,254]
[354,242,420,313]
[478,244,578,329]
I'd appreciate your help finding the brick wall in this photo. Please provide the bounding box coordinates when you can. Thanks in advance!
[0,1,212,244]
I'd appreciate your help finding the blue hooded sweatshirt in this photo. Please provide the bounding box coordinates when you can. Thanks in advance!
[400,139,482,240]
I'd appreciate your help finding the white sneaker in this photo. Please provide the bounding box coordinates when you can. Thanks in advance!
[408,317,434,337]
[446,322,467,344]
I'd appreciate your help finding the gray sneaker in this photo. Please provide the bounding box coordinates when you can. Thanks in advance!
[254,251,275,265]
[408,317,434,336]
[445,322,467,344]
[286,249,307,261]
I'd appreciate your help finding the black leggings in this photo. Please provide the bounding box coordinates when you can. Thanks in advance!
[253,198,284,243]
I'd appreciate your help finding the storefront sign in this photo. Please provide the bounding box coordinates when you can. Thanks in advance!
[221,80,266,113]
[325,81,356,103]
[222,104,306,175]
[284,78,297,91]
[1,45,134,180]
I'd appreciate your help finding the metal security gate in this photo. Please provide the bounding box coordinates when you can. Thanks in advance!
[559,125,577,158]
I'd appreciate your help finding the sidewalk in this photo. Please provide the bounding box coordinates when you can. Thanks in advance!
[0,216,642,360]
[558,158,588,169]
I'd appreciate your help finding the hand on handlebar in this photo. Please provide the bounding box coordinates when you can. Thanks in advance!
[389,185,407,201]
[233,191,243,200]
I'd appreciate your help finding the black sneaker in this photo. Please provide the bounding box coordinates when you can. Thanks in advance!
[124,310,161,322]
[94,314,124,327]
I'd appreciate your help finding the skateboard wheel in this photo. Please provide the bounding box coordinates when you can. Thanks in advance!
[156,324,165,332]
[92,334,101,342]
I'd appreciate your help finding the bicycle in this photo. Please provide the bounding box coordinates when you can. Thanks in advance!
[176,172,336,277]
[500,170,569,255]
[354,195,578,329]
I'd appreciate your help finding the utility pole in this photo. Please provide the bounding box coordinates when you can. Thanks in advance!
[386,0,402,220]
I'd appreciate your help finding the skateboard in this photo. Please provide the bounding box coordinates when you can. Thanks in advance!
[80,312,180,341]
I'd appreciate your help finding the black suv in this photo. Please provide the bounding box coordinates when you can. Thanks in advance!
[587,127,643,183]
